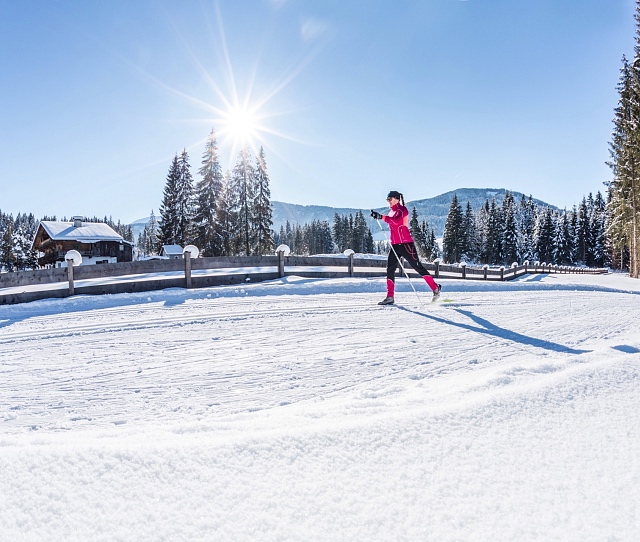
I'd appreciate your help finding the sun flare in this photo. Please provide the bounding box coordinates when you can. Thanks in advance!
[221,105,261,146]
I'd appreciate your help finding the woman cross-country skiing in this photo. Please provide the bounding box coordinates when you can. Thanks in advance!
[371,190,441,305]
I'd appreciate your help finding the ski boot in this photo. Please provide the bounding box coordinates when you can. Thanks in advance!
[432,284,442,302]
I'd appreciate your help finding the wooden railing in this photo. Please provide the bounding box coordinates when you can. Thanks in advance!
[0,254,608,306]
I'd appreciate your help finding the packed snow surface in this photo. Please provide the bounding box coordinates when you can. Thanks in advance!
[1,273,639,541]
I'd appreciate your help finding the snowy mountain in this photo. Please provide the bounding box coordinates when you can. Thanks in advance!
[131,188,557,240]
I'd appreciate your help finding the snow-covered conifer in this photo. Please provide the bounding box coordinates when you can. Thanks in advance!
[252,147,274,256]
[194,129,224,256]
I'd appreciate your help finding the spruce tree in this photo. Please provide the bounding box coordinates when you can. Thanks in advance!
[194,129,224,256]
[215,171,234,256]
[502,192,518,264]
[159,155,181,247]
[147,210,160,255]
[516,195,537,264]
[535,208,555,263]
[364,227,375,254]
[462,201,478,262]
[553,211,572,265]
[350,211,369,253]
[476,200,491,264]
[443,193,464,263]
[229,147,255,255]
[176,149,196,246]
[592,191,608,267]
[576,197,590,264]
[410,207,428,256]
[608,9,640,278]
[486,198,503,265]
[13,213,38,270]
[252,147,274,256]
[0,218,16,272]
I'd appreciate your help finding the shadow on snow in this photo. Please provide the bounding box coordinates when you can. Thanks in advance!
[395,305,591,356]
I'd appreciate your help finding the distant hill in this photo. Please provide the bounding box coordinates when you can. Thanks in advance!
[272,188,557,238]
[131,188,557,241]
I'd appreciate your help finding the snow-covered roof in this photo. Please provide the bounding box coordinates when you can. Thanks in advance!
[162,245,184,256]
[38,221,127,243]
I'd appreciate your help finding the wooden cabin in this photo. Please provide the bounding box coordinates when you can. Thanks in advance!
[32,217,134,268]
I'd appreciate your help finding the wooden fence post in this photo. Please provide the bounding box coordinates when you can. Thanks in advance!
[348,252,354,277]
[460,262,466,280]
[184,251,192,288]
[277,250,285,278]
[483,265,488,280]
[67,259,74,296]
[500,266,505,281]
[434,259,440,278]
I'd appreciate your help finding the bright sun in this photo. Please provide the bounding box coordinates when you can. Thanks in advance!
[221,106,261,146]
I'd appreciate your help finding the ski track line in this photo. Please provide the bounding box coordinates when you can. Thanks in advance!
[3,289,634,435]
[0,303,376,344]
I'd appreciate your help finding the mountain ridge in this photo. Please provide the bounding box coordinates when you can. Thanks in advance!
[131,188,558,240]
[271,188,557,237]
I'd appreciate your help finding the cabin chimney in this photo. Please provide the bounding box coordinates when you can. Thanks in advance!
[72,216,83,228]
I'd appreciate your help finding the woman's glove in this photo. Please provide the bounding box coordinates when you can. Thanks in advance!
[370,210,383,220]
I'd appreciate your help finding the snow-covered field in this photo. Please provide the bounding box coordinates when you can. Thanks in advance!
[1,273,639,541]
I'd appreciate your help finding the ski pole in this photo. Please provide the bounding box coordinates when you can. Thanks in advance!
[376,219,423,306]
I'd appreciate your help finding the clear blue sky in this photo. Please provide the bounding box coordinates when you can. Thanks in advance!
[0,0,636,223]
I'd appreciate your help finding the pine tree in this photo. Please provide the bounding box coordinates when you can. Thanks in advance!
[364,227,375,254]
[576,197,590,264]
[502,192,518,264]
[476,200,491,264]
[137,230,147,258]
[443,193,464,263]
[516,195,537,263]
[592,191,608,267]
[462,201,478,262]
[332,213,347,252]
[409,207,428,256]
[146,210,160,255]
[176,149,196,246]
[215,171,234,256]
[13,213,38,270]
[568,206,579,264]
[159,155,181,246]
[350,211,369,253]
[229,147,255,255]
[427,227,439,261]
[194,129,224,256]
[607,8,640,278]
[486,198,503,265]
[553,211,572,265]
[1,217,16,272]
[535,208,555,263]
[252,147,274,256]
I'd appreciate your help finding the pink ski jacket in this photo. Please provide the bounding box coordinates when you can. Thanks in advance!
[382,204,414,244]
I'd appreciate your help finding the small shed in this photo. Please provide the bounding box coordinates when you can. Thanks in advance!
[32,217,134,268]
[161,245,184,259]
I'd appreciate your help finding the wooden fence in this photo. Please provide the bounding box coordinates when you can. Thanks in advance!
[0,253,608,306]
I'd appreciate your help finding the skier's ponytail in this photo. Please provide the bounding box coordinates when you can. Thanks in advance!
[386,190,405,205]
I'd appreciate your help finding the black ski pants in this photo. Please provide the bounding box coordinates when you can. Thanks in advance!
[386,242,433,282]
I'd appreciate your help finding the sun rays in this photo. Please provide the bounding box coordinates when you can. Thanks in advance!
[144,0,320,167]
